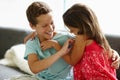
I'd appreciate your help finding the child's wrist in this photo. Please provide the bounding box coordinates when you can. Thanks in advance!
[52,40,61,51]
[56,51,64,57]
[53,42,57,48]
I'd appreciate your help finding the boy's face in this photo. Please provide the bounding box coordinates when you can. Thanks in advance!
[33,13,55,42]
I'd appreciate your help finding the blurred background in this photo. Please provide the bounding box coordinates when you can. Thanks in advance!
[0,0,120,35]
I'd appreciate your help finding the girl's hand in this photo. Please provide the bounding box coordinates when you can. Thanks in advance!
[41,40,60,51]
[111,50,120,69]
[24,31,36,43]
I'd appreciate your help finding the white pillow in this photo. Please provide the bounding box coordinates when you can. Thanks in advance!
[0,44,34,75]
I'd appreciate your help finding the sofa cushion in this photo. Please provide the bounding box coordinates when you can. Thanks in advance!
[0,44,34,75]
[0,64,25,80]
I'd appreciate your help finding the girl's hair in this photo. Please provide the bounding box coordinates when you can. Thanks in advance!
[26,1,52,25]
[63,3,111,51]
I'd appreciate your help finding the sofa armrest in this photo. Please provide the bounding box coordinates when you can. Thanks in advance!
[0,27,30,59]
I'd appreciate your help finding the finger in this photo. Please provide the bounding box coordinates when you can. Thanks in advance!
[41,45,45,50]
[41,46,45,51]
[111,62,117,69]
[111,63,119,69]
[112,58,119,64]
[111,61,120,69]
[112,52,116,61]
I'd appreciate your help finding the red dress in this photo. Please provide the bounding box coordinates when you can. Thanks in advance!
[73,41,117,80]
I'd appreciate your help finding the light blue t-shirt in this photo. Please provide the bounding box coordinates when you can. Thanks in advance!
[24,33,74,80]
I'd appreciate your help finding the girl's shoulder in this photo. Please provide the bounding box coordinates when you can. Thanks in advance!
[85,40,102,51]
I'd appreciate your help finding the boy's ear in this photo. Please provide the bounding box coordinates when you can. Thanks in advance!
[29,23,36,30]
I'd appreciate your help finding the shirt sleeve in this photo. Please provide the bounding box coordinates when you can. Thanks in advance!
[24,39,38,60]
[55,33,74,46]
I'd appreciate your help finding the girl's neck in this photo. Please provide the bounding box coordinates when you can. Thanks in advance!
[85,39,93,46]
[76,34,93,47]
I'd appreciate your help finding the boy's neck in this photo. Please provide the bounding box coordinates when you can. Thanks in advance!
[38,32,57,42]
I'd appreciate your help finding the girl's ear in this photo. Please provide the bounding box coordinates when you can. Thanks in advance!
[77,31,81,35]
[77,30,83,35]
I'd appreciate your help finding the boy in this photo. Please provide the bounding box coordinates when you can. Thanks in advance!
[24,1,73,80]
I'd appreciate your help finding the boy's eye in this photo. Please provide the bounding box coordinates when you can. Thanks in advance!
[42,25,47,28]
[51,22,54,25]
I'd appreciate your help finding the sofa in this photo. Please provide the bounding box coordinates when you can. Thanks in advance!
[0,27,120,80]
[0,27,31,80]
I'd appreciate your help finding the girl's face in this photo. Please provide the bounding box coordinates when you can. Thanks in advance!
[31,12,54,42]
[68,26,79,35]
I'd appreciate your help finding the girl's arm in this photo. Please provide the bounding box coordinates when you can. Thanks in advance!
[62,36,120,68]
[62,35,86,66]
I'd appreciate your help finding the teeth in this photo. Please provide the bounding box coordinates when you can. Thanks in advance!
[46,32,52,35]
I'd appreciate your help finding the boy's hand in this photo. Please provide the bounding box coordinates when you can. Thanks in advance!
[24,31,36,43]
[111,50,120,69]
[60,39,74,55]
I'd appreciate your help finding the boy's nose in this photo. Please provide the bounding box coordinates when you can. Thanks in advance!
[48,25,54,31]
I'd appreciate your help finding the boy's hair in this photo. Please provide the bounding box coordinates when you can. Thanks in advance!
[26,1,52,25]
[63,3,111,51]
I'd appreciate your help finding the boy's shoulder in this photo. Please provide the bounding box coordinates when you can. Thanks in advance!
[53,32,74,45]
[53,32,73,39]
[26,36,39,45]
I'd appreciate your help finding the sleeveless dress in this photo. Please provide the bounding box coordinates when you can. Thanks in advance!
[74,41,117,80]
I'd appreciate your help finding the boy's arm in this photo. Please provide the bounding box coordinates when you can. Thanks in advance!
[28,50,65,74]
[40,35,86,66]
[111,50,120,69]
[24,31,36,43]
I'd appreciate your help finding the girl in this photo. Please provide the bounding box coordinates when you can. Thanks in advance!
[61,3,119,80]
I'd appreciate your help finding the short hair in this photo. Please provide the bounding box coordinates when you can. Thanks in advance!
[26,1,52,25]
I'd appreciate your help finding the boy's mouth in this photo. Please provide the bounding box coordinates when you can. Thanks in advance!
[45,31,53,36]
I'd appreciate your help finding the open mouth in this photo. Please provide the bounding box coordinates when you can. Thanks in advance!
[46,31,53,35]
[45,31,53,38]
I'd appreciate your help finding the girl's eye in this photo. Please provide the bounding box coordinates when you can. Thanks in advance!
[70,30,73,33]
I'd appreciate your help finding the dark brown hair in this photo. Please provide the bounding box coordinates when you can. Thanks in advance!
[63,3,111,50]
[26,1,52,25]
